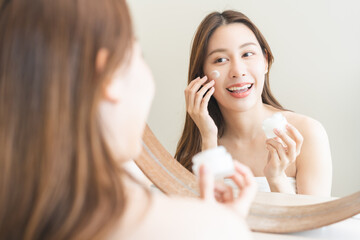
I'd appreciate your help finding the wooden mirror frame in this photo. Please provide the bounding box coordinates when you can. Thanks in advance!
[134,125,360,233]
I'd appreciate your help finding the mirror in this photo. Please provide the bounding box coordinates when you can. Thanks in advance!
[134,124,360,233]
[128,0,360,197]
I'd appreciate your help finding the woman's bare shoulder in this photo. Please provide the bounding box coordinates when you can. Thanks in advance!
[111,190,251,240]
[281,111,328,139]
[264,104,327,138]
[281,111,331,172]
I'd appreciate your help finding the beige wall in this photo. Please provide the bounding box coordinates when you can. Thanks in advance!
[128,0,360,197]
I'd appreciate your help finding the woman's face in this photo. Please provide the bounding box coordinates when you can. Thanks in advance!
[99,43,155,161]
[203,23,268,113]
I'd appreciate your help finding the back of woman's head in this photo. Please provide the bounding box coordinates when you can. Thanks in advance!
[0,0,133,239]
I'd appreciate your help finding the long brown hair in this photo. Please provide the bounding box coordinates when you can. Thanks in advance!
[175,10,285,171]
[0,0,133,239]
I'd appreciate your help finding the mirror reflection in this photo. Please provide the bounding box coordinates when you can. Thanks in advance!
[128,0,360,197]
[175,10,331,196]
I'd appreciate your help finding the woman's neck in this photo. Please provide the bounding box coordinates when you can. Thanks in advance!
[220,103,272,141]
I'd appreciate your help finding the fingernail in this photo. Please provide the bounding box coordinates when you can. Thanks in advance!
[274,128,280,134]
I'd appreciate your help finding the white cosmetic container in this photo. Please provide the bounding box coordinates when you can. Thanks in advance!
[262,112,288,139]
[192,146,235,179]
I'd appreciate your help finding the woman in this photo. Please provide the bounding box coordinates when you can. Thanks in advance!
[0,1,257,239]
[175,10,332,196]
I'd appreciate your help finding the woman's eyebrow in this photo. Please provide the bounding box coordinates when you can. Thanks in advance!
[207,48,227,58]
[207,42,258,58]
[239,42,257,49]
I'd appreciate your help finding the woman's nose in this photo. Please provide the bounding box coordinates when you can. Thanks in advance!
[229,58,246,78]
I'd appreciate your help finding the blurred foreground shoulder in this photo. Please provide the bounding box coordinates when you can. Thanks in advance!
[143,195,252,240]
[112,191,252,240]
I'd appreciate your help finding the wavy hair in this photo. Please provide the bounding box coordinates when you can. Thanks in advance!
[0,0,134,239]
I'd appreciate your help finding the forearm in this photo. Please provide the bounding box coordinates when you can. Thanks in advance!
[201,135,218,151]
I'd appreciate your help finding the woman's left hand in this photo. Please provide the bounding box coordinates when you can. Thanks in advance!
[199,161,257,218]
[264,123,303,179]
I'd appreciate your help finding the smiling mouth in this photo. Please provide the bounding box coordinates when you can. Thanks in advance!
[226,84,253,93]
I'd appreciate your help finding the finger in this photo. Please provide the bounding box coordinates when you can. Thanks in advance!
[230,172,245,190]
[196,80,215,97]
[185,76,207,111]
[187,76,200,89]
[266,138,283,151]
[230,161,254,190]
[214,182,229,193]
[285,123,304,155]
[194,80,215,111]
[185,77,200,106]
[222,184,234,202]
[200,87,214,111]
[274,128,296,159]
[266,143,277,159]
[189,76,208,108]
[273,136,286,148]
[267,139,288,165]
[214,191,223,202]
[190,76,208,92]
[239,173,256,198]
[214,183,233,203]
[266,143,279,165]
[232,162,257,201]
[199,164,214,201]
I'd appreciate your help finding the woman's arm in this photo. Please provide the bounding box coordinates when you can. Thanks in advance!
[295,117,332,196]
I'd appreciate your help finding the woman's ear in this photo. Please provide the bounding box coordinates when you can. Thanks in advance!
[96,48,122,103]
[96,48,109,72]
[103,75,122,103]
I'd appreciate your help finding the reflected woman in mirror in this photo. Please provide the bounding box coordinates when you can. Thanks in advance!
[176,10,332,196]
[0,1,256,239]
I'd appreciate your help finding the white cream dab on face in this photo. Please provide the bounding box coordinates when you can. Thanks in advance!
[210,70,220,79]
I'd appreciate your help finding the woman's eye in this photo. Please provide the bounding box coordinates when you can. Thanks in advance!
[215,58,227,63]
[243,52,254,57]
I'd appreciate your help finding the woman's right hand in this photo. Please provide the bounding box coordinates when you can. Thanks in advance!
[199,161,257,218]
[185,76,218,150]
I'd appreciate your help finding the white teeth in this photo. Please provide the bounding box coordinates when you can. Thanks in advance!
[227,84,252,91]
